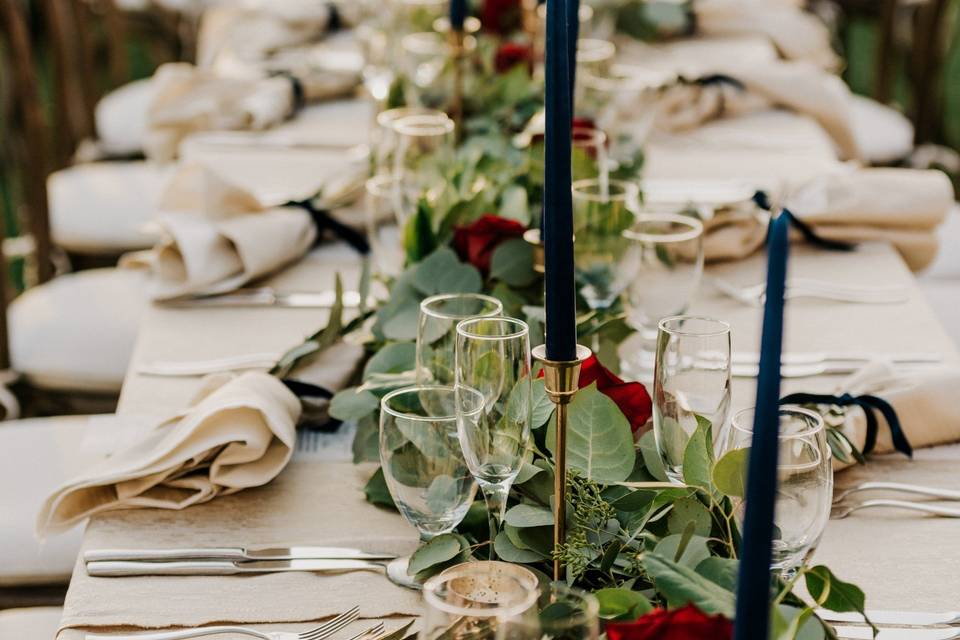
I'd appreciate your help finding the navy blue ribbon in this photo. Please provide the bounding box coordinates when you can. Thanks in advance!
[270,71,306,113]
[780,392,913,457]
[753,192,857,252]
[281,378,343,432]
[288,199,371,255]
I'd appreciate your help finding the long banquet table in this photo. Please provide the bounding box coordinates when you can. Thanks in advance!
[55,106,960,638]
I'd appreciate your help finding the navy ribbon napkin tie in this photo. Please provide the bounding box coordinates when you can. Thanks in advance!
[753,192,857,253]
[289,198,371,255]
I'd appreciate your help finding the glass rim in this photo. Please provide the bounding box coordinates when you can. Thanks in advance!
[422,562,540,619]
[731,406,825,440]
[576,38,616,63]
[392,113,456,137]
[658,315,731,337]
[376,106,446,129]
[456,316,529,341]
[572,126,607,148]
[541,582,601,627]
[380,384,483,422]
[623,213,704,243]
[571,178,639,202]
[400,31,477,55]
[420,293,503,321]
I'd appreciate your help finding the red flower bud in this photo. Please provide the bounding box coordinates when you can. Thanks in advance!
[605,605,734,640]
[453,214,527,274]
[495,42,534,74]
[481,0,523,34]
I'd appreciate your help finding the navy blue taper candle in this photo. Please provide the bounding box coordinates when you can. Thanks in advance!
[733,212,790,640]
[450,0,466,31]
[566,0,580,109]
[543,0,577,362]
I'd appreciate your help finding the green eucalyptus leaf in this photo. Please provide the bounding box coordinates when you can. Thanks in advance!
[667,496,713,537]
[712,447,749,498]
[654,533,711,569]
[363,342,417,380]
[363,467,396,510]
[407,534,463,576]
[594,587,653,621]
[515,460,543,484]
[774,605,826,640]
[530,378,554,428]
[352,414,380,463]
[682,419,713,491]
[404,200,438,263]
[413,247,483,296]
[382,302,421,341]
[545,383,635,483]
[490,238,537,287]
[694,556,739,591]
[642,551,736,617]
[494,531,544,563]
[329,388,380,421]
[504,503,554,528]
[804,565,867,614]
[638,430,669,482]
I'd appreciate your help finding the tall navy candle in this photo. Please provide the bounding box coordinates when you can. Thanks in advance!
[450,0,466,31]
[566,0,580,109]
[543,0,577,362]
[733,212,790,640]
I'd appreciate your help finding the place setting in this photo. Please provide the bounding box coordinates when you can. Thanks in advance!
[3,1,960,640]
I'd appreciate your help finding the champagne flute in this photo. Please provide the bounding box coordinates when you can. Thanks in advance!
[393,113,456,219]
[373,107,448,177]
[721,407,833,576]
[571,127,610,184]
[365,175,417,278]
[653,315,731,484]
[455,317,532,558]
[417,293,504,385]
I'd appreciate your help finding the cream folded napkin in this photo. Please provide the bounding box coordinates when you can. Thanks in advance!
[701,168,954,271]
[825,362,960,470]
[121,165,319,300]
[145,63,357,162]
[37,372,301,536]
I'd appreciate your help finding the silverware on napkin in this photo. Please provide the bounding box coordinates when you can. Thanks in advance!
[832,499,960,519]
[834,625,960,639]
[160,288,371,309]
[86,611,378,640]
[820,609,960,627]
[83,546,397,563]
[834,482,960,504]
[731,352,942,366]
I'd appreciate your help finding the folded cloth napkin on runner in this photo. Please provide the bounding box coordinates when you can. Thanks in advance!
[783,361,960,471]
[693,0,840,70]
[121,164,369,300]
[37,372,301,536]
[144,62,358,162]
[701,168,954,271]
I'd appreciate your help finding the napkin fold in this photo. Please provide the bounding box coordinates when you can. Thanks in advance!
[121,165,319,300]
[37,372,302,536]
[145,62,357,162]
[701,168,954,271]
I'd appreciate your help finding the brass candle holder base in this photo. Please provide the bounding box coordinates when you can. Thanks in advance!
[532,343,592,581]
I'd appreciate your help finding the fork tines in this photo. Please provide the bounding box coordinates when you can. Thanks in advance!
[300,606,361,640]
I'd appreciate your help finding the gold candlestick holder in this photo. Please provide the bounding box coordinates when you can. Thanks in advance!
[532,343,592,581]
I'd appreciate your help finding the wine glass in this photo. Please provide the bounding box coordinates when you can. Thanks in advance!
[576,39,616,82]
[365,175,416,278]
[571,178,640,313]
[417,293,504,385]
[619,211,704,380]
[571,127,610,184]
[393,113,456,219]
[722,406,833,576]
[653,315,731,484]
[420,561,541,640]
[372,107,448,177]
[535,583,600,640]
[455,317,532,557]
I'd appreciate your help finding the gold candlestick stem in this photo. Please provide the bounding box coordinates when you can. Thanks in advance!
[533,343,592,581]
[448,29,465,135]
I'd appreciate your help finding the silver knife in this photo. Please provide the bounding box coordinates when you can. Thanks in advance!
[731,352,943,366]
[833,625,960,640]
[84,546,396,563]
[161,288,369,309]
[731,362,862,378]
[85,558,387,577]
[821,609,960,627]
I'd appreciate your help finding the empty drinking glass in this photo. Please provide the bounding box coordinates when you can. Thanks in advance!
[536,583,600,640]
[372,107,447,176]
[571,178,640,311]
[379,386,480,540]
[417,293,504,385]
[420,561,541,640]
[619,212,704,380]
[653,316,731,483]
[455,317,532,556]
[365,175,416,278]
[722,407,833,575]
[571,127,609,183]
[393,113,456,219]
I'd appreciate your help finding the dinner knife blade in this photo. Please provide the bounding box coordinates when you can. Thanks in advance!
[162,289,366,309]
[85,558,385,577]
[83,546,396,563]
[731,352,943,366]
[833,625,960,640]
[820,609,960,627]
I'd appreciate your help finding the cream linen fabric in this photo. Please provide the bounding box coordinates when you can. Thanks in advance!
[702,168,954,271]
[121,165,318,300]
[55,462,420,639]
[694,0,840,70]
[37,372,301,536]
[830,362,960,469]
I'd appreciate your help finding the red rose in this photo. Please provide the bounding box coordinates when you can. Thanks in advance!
[481,0,523,34]
[606,605,734,640]
[572,116,597,130]
[531,119,604,147]
[577,354,652,433]
[495,42,534,74]
[453,214,527,274]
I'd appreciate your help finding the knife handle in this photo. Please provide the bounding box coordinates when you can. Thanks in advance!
[86,560,240,577]
[84,548,246,563]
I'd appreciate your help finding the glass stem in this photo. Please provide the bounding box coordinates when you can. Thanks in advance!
[480,481,510,560]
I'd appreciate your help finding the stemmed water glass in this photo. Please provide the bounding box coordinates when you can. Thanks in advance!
[417,293,504,385]
[379,385,481,578]
[571,127,609,184]
[721,407,833,576]
[365,175,417,278]
[454,317,532,558]
[372,107,448,177]
[393,113,456,219]
[619,211,704,380]
[653,316,732,483]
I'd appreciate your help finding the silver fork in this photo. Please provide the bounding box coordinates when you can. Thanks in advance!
[712,277,909,306]
[832,499,960,519]
[833,481,960,504]
[85,606,366,640]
